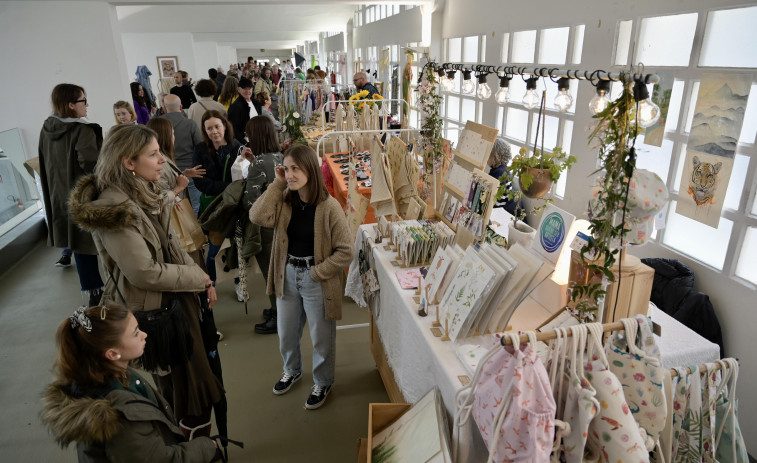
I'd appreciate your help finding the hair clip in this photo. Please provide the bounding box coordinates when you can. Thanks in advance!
[70,306,93,332]
[100,306,108,320]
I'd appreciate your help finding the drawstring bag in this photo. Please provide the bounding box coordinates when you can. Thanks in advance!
[584,323,649,463]
[605,316,666,451]
[711,358,748,463]
[456,332,555,463]
[675,365,703,462]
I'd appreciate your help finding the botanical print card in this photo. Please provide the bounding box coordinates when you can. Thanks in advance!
[531,203,575,265]
[439,249,496,341]
[444,161,472,195]
[424,246,452,306]
[395,268,423,290]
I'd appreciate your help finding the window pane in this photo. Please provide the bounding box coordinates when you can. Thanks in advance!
[501,33,510,63]
[615,20,633,66]
[448,37,462,62]
[538,27,570,64]
[672,143,687,192]
[530,114,559,150]
[497,106,504,131]
[461,98,476,123]
[509,77,527,105]
[505,107,529,142]
[739,83,757,144]
[664,80,685,133]
[446,124,461,146]
[723,154,749,211]
[684,81,700,133]
[663,201,733,270]
[637,136,674,182]
[409,109,419,129]
[636,13,698,66]
[701,6,757,67]
[463,36,478,62]
[572,25,585,64]
[736,227,757,284]
[512,30,536,63]
[447,95,460,121]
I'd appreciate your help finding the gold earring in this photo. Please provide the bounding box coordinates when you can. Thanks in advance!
[131,170,136,176]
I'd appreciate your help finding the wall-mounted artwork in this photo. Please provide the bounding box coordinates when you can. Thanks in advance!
[676,72,752,228]
[157,56,179,79]
[642,71,675,147]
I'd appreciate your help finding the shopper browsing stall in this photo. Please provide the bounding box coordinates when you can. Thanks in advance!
[41,305,219,462]
[249,145,353,410]
[69,124,223,437]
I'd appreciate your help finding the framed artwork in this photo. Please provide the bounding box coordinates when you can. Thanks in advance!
[156,56,179,78]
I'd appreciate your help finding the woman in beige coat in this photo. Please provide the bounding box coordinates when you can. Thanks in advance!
[249,145,352,410]
[70,124,223,439]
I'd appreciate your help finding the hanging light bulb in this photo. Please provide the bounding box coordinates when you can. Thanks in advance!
[476,73,491,100]
[495,75,512,104]
[553,77,574,112]
[632,78,661,128]
[522,77,540,108]
[588,79,611,115]
[435,68,446,87]
[462,69,475,94]
[443,70,456,92]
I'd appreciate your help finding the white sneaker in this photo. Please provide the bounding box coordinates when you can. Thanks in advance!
[234,282,244,302]
[216,330,224,341]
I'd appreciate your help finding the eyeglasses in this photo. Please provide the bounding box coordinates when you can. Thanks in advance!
[72,98,88,105]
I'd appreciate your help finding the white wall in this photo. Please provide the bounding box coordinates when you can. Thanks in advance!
[217,45,238,69]
[121,32,197,99]
[440,0,757,452]
[0,1,130,157]
[193,41,219,81]
[352,7,422,50]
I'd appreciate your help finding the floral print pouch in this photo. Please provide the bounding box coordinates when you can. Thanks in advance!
[605,316,666,451]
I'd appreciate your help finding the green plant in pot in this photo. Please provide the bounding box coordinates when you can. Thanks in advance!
[494,168,553,249]
[510,145,576,199]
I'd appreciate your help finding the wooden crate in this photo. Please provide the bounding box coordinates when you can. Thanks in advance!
[602,261,654,323]
[363,403,412,463]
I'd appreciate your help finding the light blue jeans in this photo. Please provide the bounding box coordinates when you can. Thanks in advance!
[277,263,336,387]
[187,179,201,217]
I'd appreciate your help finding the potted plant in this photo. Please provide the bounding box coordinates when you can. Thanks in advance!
[510,146,576,199]
[494,169,543,249]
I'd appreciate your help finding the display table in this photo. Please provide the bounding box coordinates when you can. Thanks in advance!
[302,122,334,156]
[325,153,376,224]
[357,224,721,461]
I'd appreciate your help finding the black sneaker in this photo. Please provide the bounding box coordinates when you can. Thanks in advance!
[55,255,72,268]
[88,288,103,307]
[255,316,277,335]
[305,384,332,410]
[273,372,301,395]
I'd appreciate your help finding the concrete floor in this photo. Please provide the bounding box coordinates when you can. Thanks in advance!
[0,242,388,462]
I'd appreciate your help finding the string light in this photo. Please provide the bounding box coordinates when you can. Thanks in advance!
[442,70,456,92]
[589,79,611,115]
[462,69,475,94]
[632,79,661,128]
[553,77,573,112]
[495,75,512,104]
[477,73,491,100]
[522,77,540,109]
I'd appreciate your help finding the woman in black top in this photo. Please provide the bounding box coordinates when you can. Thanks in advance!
[193,110,250,283]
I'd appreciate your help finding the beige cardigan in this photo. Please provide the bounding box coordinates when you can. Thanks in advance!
[249,178,353,320]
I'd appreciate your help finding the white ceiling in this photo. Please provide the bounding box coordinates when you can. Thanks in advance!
[113,0,428,49]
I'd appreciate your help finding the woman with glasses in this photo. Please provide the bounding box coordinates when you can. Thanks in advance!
[38,83,105,307]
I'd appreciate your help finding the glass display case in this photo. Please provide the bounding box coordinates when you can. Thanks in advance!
[0,128,42,237]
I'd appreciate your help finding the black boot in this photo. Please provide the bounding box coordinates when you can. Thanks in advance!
[88,288,104,307]
[254,315,277,334]
[262,307,274,320]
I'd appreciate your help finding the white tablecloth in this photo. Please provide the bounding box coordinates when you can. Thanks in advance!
[360,224,721,462]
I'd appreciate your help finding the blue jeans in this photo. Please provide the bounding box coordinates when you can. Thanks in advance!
[73,253,104,291]
[277,263,336,386]
[187,179,201,217]
[62,248,72,257]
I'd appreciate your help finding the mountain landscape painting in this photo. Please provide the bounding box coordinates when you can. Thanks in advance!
[688,73,752,158]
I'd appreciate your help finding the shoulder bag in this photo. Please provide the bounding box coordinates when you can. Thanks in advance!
[167,162,207,253]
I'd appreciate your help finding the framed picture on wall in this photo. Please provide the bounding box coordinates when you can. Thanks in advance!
[156,56,179,78]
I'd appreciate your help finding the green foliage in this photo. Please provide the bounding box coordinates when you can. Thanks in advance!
[509,146,577,190]
[417,64,444,197]
[372,443,397,463]
[568,74,637,322]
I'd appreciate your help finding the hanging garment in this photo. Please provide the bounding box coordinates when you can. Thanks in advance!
[605,316,666,451]
[675,365,702,463]
[457,332,555,463]
[711,358,748,463]
[584,323,650,463]
[135,65,156,107]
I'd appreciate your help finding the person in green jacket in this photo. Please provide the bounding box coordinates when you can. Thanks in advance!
[41,305,220,462]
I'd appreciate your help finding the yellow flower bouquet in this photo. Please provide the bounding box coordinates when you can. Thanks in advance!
[348,90,383,113]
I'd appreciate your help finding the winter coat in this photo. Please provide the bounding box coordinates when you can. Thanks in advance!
[192,140,243,197]
[40,369,216,463]
[38,115,102,255]
[641,257,725,356]
[254,78,273,98]
[227,97,262,144]
[249,178,353,320]
[69,175,206,311]
[199,179,261,261]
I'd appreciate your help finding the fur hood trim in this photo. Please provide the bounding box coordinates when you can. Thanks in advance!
[40,382,122,447]
[69,175,140,233]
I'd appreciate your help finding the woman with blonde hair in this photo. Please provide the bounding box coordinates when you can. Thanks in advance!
[218,76,239,111]
[70,124,223,438]
[113,100,138,125]
[41,305,219,462]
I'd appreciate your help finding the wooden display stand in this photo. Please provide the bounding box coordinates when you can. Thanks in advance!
[602,254,654,323]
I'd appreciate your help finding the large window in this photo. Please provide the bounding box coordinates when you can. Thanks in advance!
[613,6,757,286]
[441,35,487,146]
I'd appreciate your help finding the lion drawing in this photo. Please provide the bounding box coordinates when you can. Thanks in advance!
[688,155,722,206]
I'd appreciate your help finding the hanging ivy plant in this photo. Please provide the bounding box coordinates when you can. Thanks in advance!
[416,63,444,198]
[568,75,637,323]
